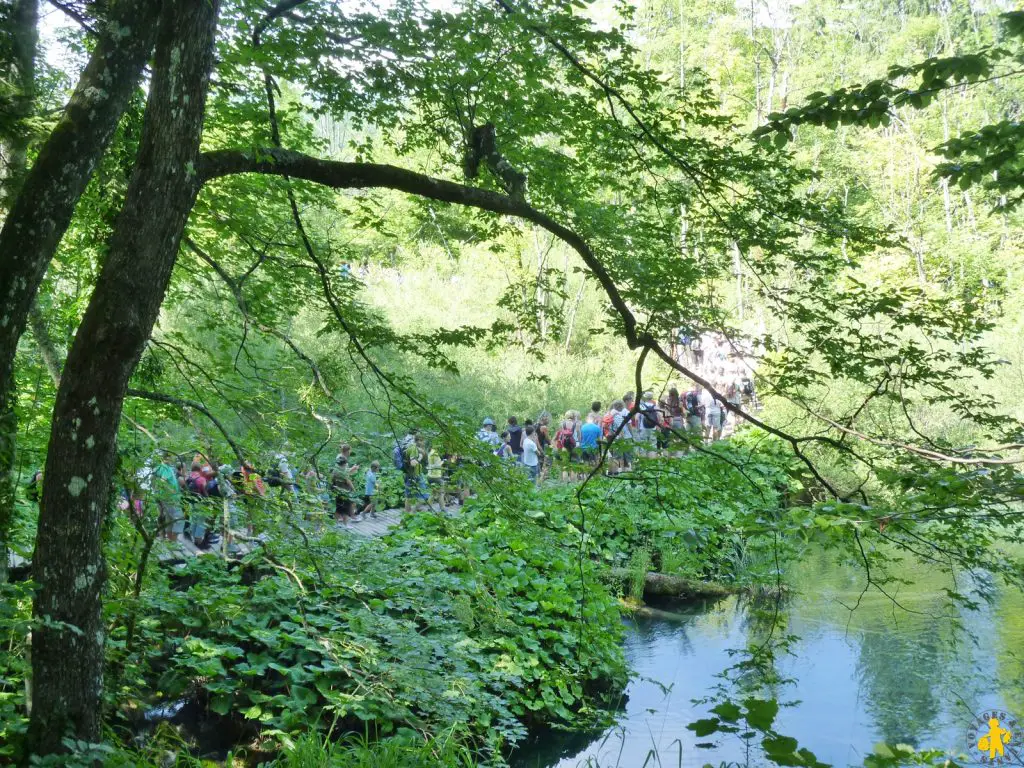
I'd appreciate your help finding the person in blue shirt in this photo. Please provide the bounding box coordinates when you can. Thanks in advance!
[361,460,380,518]
[580,417,602,465]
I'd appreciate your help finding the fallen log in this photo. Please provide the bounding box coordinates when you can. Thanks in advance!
[609,568,737,600]
[628,604,695,623]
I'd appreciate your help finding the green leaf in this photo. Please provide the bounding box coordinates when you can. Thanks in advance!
[209,694,232,716]
[687,718,721,737]
[711,701,742,722]
[743,698,779,730]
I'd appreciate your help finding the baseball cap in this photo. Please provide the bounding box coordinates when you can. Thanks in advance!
[482,417,495,426]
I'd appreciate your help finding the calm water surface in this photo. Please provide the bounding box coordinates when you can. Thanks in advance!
[515,550,1024,768]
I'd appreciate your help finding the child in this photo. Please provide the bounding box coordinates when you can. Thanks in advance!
[522,425,541,484]
[495,431,513,460]
[360,460,380,518]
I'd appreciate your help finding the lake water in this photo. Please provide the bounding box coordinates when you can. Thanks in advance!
[515,549,1024,768]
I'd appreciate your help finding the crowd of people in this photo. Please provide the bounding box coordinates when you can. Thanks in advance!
[470,375,759,486]
[22,331,760,544]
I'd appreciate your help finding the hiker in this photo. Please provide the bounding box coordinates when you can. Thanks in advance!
[446,452,469,505]
[701,385,724,443]
[25,469,43,505]
[615,395,636,471]
[522,424,542,484]
[241,461,266,496]
[495,431,514,460]
[198,464,223,549]
[655,395,673,453]
[184,461,211,547]
[684,385,704,448]
[240,460,266,535]
[399,433,428,512]
[726,380,742,434]
[338,443,360,476]
[427,445,445,505]
[506,417,524,461]
[477,417,501,448]
[270,451,299,499]
[536,413,552,480]
[330,456,356,526]
[741,375,760,410]
[579,413,602,467]
[360,460,380,519]
[153,458,184,542]
[554,411,578,481]
[667,387,684,431]
[637,391,661,455]
[214,464,242,553]
[570,410,583,447]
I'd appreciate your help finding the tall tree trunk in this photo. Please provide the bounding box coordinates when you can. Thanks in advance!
[28,0,218,752]
[0,0,160,586]
[0,0,37,211]
[0,0,38,585]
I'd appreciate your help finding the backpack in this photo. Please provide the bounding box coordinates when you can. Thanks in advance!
[266,466,283,488]
[600,411,615,437]
[640,403,659,429]
[185,473,206,496]
[554,427,576,451]
[393,441,406,470]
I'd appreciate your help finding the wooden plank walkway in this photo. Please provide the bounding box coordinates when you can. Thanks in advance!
[150,504,449,564]
[6,504,456,576]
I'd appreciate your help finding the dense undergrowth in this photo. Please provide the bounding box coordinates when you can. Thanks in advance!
[0,436,797,765]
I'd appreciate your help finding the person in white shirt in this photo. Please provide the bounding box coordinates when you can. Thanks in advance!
[701,385,724,442]
[522,425,541,484]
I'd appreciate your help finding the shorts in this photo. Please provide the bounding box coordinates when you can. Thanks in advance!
[526,463,540,480]
[708,411,725,429]
[335,496,354,517]
[159,502,185,534]
[579,447,597,463]
[686,415,702,433]
[404,474,428,500]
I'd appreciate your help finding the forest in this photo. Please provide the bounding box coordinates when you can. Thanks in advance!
[0,0,1022,764]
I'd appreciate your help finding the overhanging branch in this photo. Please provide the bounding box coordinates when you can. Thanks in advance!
[198,146,848,496]
[126,388,245,464]
[198,148,638,344]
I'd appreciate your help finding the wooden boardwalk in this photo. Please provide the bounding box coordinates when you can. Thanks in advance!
[151,504,439,564]
[6,504,454,576]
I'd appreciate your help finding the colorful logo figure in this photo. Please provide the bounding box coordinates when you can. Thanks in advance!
[979,718,1012,760]
[967,710,1021,765]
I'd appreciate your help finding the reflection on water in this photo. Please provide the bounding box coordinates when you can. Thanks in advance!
[514,550,1024,768]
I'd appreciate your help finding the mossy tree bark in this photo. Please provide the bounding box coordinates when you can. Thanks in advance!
[27,0,219,752]
[0,0,160,585]
[0,0,38,585]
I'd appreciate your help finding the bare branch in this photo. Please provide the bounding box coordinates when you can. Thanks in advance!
[126,388,245,464]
